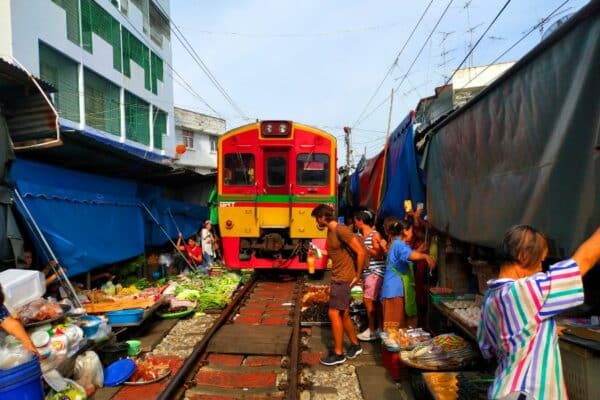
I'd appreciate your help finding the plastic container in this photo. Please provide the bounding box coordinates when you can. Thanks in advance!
[126,340,141,356]
[79,315,102,337]
[0,356,44,400]
[0,269,45,311]
[103,358,136,387]
[106,309,144,325]
[98,342,129,367]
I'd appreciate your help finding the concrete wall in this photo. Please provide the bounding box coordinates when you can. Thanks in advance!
[3,0,174,156]
[174,107,226,174]
[452,62,514,90]
[0,1,13,61]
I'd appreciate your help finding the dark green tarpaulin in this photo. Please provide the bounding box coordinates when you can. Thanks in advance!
[425,3,600,256]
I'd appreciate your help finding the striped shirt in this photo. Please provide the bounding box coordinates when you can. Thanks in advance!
[477,259,584,400]
[361,230,386,278]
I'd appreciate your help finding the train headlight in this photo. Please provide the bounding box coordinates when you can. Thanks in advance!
[260,121,291,137]
[225,220,234,229]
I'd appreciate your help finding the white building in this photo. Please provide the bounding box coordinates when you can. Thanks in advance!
[416,62,515,130]
[0,0,174,157]
[174,106,226,175]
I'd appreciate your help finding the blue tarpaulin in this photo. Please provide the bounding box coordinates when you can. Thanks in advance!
[144,193,208,246]
[377,112,427,221]
[9,159,206,276]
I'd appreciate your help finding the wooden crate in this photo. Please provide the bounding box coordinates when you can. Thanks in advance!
[83,297,156,314]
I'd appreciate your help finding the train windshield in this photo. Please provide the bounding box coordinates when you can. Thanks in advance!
[223,153,255,185]
[296,153,329,186]
[266,156,287,187]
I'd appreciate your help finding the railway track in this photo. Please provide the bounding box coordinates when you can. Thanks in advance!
[157,272,305,400]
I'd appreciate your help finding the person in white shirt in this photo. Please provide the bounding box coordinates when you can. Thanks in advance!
[199,220,216,271]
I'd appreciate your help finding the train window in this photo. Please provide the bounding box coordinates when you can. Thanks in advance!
[296,154,329,186]
[223,153,255,186]
[266,156,287,187]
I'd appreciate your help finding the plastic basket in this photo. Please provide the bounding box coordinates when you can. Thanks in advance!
[106,309,144,325]
[560,340,600,400]
[430,293,456,305]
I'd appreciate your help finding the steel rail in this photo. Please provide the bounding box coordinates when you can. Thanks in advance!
[157,274,259,400]
[286,277,304,400]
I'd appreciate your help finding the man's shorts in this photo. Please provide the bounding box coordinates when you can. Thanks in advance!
[362,273,383,301]
[329,280,351,310]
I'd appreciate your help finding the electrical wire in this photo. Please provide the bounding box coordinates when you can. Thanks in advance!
[443,0,513,86]
[455,0,572,90]
[353,0,456,129]
[352,0,435,128]
[116,10,221,116]
[180,21,412,39]
[154,2,249,120]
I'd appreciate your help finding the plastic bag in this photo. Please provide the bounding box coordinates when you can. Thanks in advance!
[89,320,111,341]
[73,351,104,388]
[45,378,87,400]
[0,345,33,369]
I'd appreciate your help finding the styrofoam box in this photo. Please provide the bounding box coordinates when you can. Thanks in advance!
[0,269,45,310]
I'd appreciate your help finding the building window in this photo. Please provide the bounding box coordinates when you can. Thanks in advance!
[149,1,170,47]
[51,0,81,45]
[124,91,150,145]
[153,108,166,150]
[210,136,217,153]
[81,0,122,72]
[84,68,120,135]
[182,130,194,150]
[39,42,80,123]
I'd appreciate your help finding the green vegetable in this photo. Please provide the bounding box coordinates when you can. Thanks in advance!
[172,272,242,312]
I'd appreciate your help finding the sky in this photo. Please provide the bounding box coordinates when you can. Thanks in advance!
[170,0,587,161]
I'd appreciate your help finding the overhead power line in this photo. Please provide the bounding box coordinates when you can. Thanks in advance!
[354,0,456,128]
[443,0,513,85]
[154,2,249,120]
[456,0,572,91]
[180,21,408,38]
[352,0,435,128]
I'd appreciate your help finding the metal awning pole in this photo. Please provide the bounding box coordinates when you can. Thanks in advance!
[12,188,82,308]
[140,203,197,271]
[167,208,182,234]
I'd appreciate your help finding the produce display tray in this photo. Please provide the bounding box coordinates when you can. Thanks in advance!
[124,368,171,385]
[401,355,474,371]
[157,307,195,319]
[84,297,156,313]
[24,304,71,328]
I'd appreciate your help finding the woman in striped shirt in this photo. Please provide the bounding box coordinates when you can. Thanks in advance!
[354,210,386,341]
[478,226,600,400]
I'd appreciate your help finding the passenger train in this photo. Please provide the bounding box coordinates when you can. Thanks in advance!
[217,120,336,270]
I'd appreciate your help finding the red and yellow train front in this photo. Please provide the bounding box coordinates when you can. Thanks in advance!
[217,121,336,270]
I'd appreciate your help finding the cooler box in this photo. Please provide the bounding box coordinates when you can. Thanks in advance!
[0,269,45,310]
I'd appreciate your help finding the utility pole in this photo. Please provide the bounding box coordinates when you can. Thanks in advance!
[386,88,395,138]
[343,126,352,174]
